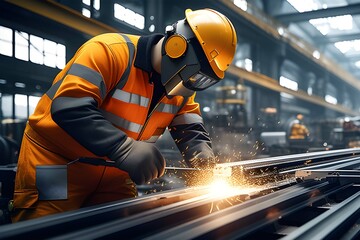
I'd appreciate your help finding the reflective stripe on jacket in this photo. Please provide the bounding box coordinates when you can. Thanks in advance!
[27,33,202,161]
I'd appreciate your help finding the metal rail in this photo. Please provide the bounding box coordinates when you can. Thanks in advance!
[219,148,360,169]
[143,181,333,240]
[220,148,360,182]
[2,149,360,239]
[0,187,210,239]
[282,188,360,240]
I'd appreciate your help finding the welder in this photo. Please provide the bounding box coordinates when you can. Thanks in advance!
[11,8,237,222]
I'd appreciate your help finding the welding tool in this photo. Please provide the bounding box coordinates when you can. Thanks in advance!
[77,158,231,178]
[78,158,202,172]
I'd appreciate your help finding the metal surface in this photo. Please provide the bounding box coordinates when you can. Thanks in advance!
[144,181,334,240]
[282,188,360,240]
[2,149,360,239]
[219,148,360,168]
[0,187,210,239]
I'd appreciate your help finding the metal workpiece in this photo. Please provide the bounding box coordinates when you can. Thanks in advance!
[2,149,360,239]
[0,187,210,240]
[144,181,330,240]
[50,191,253,240]
[282,187,360,240]
[216,148,360,183]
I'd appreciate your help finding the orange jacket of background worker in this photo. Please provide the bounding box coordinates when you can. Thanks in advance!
[289,123,310,139]
[12,8,237,222]
[289,114,310,140]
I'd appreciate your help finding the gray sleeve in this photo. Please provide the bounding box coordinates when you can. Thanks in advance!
[169,122,214,164]
[51,96,127,157]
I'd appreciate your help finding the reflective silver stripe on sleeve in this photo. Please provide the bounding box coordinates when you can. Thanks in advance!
[68,63,106,99]
[112,89,149,107]
[101,110,142,133]
[144,135,160,143]
[46,79,63,100]
[169,113,203,127]
[156,103,179,114]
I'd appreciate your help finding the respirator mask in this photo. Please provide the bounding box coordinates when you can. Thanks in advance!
[161,19,220,97]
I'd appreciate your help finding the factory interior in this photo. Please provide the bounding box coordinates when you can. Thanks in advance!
[2,0,360,239]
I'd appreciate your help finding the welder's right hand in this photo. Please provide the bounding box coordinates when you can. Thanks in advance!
[110,138,166,185]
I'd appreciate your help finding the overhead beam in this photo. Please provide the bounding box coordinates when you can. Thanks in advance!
[227,66,360,116]
[218,0,360,93]
[275,3,360,23]
[5,0,119,37]
[314,33,360,44]
[346,55,360,61]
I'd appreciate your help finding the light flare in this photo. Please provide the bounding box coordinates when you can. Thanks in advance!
[205,176,262,198]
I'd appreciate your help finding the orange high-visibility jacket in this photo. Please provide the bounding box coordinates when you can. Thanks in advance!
[289,123,310,140]
[12,33,214,221]
[27,33,212,163]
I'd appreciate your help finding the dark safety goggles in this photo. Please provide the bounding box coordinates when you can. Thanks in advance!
[183,71,219,90]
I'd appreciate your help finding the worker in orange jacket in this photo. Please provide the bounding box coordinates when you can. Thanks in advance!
[289,114,310,140]
[12,8,237,222]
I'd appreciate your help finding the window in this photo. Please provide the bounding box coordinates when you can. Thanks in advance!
[334,40,360,54]
[234,0,248,11]
[56,43,66,69]
[15,31,29,61]
[279,76,298,91]
[0,26,13,57]
[15,94,27,119]
[30,35,44,65]
[1,94,13,118]
[114,3,145,30]
[0,25,66,69]
[325,94,337,104]
[235,58,253,71]
[325,83,338,105]
[309,15,353,36]
[44,39,57,68]
[82,0,100,18]
[1,94,41,120]
[29,95,41,115]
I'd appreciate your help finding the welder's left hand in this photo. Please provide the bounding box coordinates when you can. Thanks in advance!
[186,145,216,169]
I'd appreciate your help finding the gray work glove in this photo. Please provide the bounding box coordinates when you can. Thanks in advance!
[110,138,166,185]
[186,144,216,169]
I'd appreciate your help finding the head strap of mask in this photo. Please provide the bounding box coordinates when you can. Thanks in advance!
[161,19,201,97]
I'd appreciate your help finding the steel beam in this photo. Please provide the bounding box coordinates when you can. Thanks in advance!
[219,148,360,168]
[227,66,360,116]
[5,0,118,37]
[275,3,360,23]
[2,150,360,239]
[282,189,360,240]
[314,33,360,45]
[218,0,360,104]
[41,181,332,239]
[0,187,209,240]
[144,181,333,240]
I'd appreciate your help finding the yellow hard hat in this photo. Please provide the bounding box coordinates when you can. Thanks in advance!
[185,8,237,79]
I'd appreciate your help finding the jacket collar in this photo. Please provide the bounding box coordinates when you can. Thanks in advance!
[134,34,164,73]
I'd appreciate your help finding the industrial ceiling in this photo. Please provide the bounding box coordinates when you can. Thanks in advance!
[267,0,360,80]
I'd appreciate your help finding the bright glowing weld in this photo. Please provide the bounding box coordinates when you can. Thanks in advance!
[205,177,262,198]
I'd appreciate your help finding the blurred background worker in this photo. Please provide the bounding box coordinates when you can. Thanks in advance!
[12,8,237,222]
[289,114,310,140]
[288,114,310,153]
